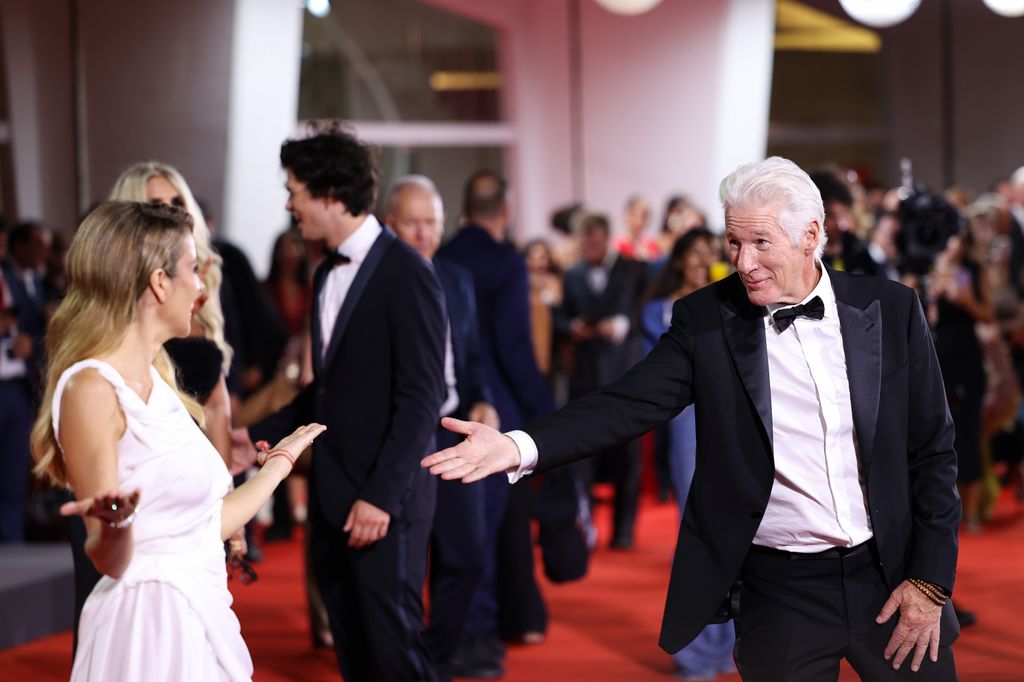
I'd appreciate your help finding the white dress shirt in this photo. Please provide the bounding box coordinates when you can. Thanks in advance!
[756,267,872,551]
[318,215,383,359]
[438,323,459,418]
[509,268,874,553]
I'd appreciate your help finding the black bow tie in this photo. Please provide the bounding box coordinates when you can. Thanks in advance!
[322,248,351,269]
[772,296,825,332]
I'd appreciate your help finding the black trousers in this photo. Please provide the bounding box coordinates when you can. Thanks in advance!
[310,504,437,682]
[736,543,958,682]
[426,475,486,665]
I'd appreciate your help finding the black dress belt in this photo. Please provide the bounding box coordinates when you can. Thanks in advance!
[749,541,871,561]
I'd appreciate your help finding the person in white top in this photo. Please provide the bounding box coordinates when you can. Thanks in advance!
[31,201,324,681]
[423,157,961,681]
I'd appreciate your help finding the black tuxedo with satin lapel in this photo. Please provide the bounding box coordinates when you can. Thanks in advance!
[522,266,960,655]
[251,228,446,681]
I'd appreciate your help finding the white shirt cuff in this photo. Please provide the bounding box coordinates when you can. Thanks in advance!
[504,430,538,484]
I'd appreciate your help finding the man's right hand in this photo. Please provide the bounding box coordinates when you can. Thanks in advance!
[421,417,521,483]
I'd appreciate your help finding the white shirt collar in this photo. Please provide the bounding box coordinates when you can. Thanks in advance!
[335,214,383,264]
[764,262,836,328]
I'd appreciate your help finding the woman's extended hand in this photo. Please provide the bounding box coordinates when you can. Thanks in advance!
[60,489,142,529]
[272,423,327,465]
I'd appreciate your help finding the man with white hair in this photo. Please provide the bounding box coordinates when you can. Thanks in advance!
[423,157,960,680]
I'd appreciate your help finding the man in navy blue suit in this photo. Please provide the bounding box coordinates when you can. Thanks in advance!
[385,174,501,680]
[438,170,557,675]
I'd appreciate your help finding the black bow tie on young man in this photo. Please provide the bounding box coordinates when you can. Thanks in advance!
[322,248,351,269]
[772,295,825,332]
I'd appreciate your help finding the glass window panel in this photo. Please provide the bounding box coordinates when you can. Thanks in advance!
[299,0,501,123]
[373,145,505,236]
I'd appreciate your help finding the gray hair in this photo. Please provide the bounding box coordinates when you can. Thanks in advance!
[719,156,826,260]
[386,174,442,214]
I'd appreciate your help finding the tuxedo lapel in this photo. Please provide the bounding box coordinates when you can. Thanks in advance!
[720,290,773,448]
[322,230,395,370]
[832,273,882,468]
[310,260,331,376]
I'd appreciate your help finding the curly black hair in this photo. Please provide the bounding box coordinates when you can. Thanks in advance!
[280,121,378,216]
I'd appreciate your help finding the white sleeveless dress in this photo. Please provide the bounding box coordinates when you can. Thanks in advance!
[54,359,253,681]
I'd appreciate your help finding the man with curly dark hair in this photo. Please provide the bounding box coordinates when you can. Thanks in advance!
[254,124,446,681]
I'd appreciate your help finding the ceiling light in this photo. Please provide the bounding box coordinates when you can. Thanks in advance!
[306,0,331,19]
[838,0,920,28]
[593,0,664,16]
[982,0,1024,17]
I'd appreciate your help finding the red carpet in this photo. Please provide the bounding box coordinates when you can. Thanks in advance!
[1,491,1022,681]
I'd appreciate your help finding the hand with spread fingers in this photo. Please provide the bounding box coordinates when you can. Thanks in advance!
[60,489,142,529]
[420,417,521,483]
[876,580,944,672]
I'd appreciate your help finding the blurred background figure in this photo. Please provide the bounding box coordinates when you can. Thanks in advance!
[614,195,659,261]
[928,228,993,534]
[523,239,563,379]
[639,227,735,680]
[1,221,48,543]
[558,211,647,550]
[846,210,902,280]
[811,169,862,271]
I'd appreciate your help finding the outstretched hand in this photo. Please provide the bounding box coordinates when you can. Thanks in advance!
[876,580,943,672]
[420,417,521,483]
[271,423,327,464]
[60,489,142,529]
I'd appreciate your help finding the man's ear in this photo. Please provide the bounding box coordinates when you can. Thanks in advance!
[805,220,821,255]
[149,268,170,304]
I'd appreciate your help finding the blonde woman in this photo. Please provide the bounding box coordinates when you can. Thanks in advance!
[109,163,237,461]
[32,201,323,681]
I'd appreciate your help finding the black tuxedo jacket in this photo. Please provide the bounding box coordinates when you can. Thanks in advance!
[525,267,961,653]
[253,230,447,525]
[559,254,646,396]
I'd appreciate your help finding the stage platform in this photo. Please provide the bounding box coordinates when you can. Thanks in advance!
[0,544,74,650]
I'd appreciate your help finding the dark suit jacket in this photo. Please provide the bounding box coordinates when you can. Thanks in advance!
[1,259,46,385]
[523,267,961,653]
[252,230,446,525]
[559,254,646,397]
[434,258,493,420]
[438,226,555,430]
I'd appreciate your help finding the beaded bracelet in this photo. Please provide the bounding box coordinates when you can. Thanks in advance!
[908,578,949,606]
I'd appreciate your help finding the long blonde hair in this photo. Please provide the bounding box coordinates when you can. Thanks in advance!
[109,162,233,373]
[32,202,205,487]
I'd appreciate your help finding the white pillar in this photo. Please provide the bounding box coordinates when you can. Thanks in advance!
[708,0,776,227]
[221,0,304,277]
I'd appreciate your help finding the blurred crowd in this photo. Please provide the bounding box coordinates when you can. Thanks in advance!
[3,152,1024,680]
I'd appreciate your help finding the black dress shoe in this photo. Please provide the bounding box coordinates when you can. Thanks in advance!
[610,535,634,550]
[448,657,504,679]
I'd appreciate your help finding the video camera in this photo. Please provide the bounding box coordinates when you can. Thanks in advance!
[894,159,963,275]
